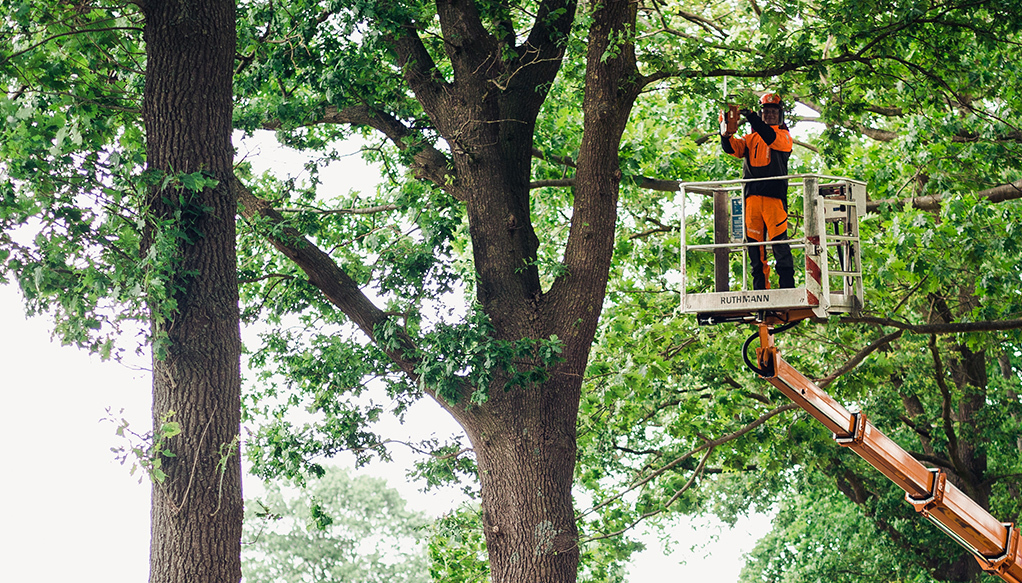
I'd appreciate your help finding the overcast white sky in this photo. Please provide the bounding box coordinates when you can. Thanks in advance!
[0,133,771,581]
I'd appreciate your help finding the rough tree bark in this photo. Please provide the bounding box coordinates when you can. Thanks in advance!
[141,2,243,583]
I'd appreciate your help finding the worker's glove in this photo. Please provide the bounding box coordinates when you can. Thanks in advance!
[740,108,762,123]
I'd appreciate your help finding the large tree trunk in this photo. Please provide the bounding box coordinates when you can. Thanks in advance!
[141,2,242,583]
[462,3,640,582]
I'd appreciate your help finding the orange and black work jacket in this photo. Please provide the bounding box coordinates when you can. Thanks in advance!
[721,113,793,200]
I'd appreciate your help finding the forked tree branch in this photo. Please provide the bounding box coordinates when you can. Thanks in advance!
[387,25,452,120]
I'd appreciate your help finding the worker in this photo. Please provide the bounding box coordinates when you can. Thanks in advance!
[721,93,795,290]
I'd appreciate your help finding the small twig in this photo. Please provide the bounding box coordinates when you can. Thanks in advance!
[1,26,143,67]
[578,402,797,521]
[238,273,295,285]
[891,274,929,316]
[172,406,218,515]
[581,447,714,544]
[815,329,904,388]
[279,204,399,215]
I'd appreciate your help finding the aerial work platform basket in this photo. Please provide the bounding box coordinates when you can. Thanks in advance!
[681,175,1022,583]
[678,174,867,324]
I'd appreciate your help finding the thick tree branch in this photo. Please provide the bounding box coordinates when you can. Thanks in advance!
[512,0,577,99]
[530,178,575,189]
[852,123,899,142]
[262,104,457,197]
[899,413,933,441]
[866,179,1022,212]
[435,0,499,82]
[909,451,958,472]
[841,316,1022,334]
[232,175,474,410]
[834,467,871,504]
[864,104,906,117]
[388,25,453,125]
[233,176,401,348]
[546,0,641,344]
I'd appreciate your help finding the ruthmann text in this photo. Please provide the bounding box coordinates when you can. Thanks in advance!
[720,294,770,305]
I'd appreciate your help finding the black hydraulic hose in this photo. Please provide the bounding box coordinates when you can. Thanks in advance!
[771,320,801,335]
[742,319,802,376]
[743,331,772,376]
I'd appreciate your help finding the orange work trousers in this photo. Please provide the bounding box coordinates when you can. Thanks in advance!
[745,195,794,290]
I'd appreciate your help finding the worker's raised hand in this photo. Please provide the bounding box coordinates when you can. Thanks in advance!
[740,108,761,123]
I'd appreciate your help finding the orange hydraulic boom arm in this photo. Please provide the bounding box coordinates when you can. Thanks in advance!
[753,324,1022,582]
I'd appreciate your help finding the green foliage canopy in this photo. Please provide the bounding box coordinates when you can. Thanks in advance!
[3,0,1022,581]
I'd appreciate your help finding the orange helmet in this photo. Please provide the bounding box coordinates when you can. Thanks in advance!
[760,92,784,125]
